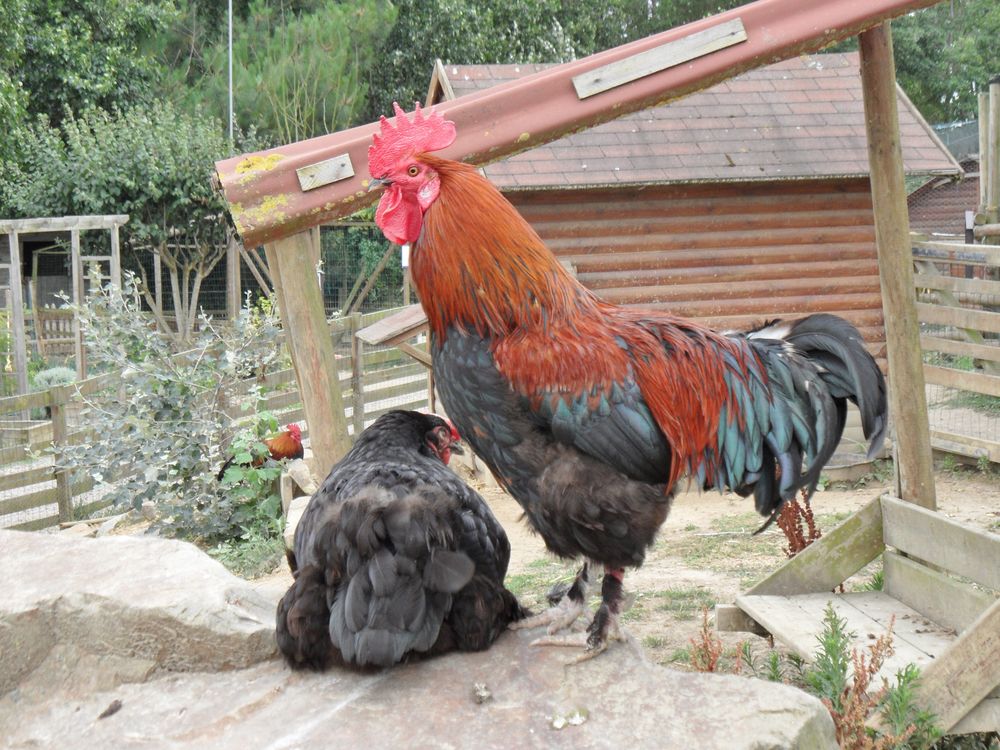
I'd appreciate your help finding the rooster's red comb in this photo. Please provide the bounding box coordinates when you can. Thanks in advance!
[368,102,456,178]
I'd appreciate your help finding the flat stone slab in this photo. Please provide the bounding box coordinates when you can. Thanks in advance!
[0,529,277,697]
[2,628,835,749]
[0,529,835,749]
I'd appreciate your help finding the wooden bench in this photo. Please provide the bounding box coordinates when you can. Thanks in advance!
[717,494,1000,735]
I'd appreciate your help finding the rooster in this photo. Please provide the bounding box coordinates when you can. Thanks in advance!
[366,104,888,657]
[216,423,304,481]
[276,410,524,669]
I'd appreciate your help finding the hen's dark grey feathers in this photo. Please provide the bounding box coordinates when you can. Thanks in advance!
[275,410,523,670]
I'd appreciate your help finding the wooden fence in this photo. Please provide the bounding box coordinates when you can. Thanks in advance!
[0,306,430,531]
[912,235,1000,462]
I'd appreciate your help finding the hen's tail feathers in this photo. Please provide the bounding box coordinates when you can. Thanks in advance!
[325,487,476,668]
[275,564,335,671]
[747,314,887,528]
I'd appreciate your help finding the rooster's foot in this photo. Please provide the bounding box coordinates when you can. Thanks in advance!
[509,562,590,634]
[529,608,623,661]
[525,566,627,661]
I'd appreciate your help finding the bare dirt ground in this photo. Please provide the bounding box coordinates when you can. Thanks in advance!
[460,462,1000,670]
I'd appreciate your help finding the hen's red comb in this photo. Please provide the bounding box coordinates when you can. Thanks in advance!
[368,102,456,178]
[447,420,461,442]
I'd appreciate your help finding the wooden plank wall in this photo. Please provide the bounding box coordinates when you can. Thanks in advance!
[511,177,886,363]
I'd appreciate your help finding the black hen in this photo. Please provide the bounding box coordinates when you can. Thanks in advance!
[275,410,524,669]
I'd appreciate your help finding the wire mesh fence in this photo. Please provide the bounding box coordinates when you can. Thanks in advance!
[913,236,1000,462]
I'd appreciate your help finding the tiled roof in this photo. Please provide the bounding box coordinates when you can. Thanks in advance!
[907,158,980,237]
[432,53,962,190]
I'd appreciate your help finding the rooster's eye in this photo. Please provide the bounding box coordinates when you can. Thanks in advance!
[407,165,420,177]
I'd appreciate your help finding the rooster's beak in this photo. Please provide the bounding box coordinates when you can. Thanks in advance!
[367,177,391,191]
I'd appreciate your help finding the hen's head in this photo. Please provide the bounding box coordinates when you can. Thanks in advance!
[424,416,464,466]
[368,102,456,245]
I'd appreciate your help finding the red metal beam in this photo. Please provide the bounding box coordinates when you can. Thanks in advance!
[215,0,942,248]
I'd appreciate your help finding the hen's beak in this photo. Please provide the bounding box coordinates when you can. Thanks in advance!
[450,441,465,455]
[367,177,391,192]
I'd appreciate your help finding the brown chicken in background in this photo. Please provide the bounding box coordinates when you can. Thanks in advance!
[216,423,304,481]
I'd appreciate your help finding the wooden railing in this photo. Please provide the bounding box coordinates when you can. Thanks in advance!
[0,306,430,530]
[911,235,1000,462]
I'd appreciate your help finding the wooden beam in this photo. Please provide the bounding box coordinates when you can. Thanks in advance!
[859,24,936,509]
[216,0,945,247]
[746,496,885,596]
[263,231,351,473]
[0,215,129,233]
[909,597,1000,732]
[883,551,996,635]
[881,494,1000,591]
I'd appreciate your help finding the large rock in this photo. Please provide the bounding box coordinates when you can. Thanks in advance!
[0,529,277,698]
[0,529,835,749]
[3,629,835,749]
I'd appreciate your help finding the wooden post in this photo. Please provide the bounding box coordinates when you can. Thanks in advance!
[110,223,122,290]
[7,232,29,399]
[979,93,991,216]
[350,313,364,437]
[70,229,87,379]
[986,77,1000,224]
[226,232,241,321]
[858,23,936,509]
[50,384,73,522]
[153,249,163,316]
[263,232,351,473]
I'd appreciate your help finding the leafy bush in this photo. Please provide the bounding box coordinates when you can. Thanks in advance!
[32,366,76,390]
[55,272,286,547]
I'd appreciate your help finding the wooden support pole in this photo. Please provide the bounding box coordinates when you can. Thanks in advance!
[70,230,86,379]
[350,314,364,437]
[858,23,936,509]
[979,93,990,216]
[7,232,29,398]
[50,384,73,522]
[226,232,241,321]
[110,223,122,290]
[987,78,1000,224]
[263,232,351,474]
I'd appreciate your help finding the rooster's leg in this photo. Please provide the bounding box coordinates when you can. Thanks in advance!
[509,562,590,634]
[527,567,626,659]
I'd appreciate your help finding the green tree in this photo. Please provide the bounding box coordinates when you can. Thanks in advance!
[1,101,257,342]
[891,0,1000,123]
[1,0,177,131]
[159,0,395,144]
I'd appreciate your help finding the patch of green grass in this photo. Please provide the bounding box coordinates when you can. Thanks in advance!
[642,635,666,650]
[668,647,690,664]
[653,587,716,620]
[668,514,785,583]
[505,558,572,600]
